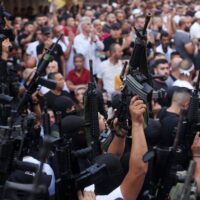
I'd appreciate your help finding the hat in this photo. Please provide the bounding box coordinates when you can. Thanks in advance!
[41,26,52,35]
[111,22,121,30]
[195,11,200,19]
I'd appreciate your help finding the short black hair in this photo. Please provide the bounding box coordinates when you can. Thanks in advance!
[171,51,180,60]
[73,53,85,61]
[160,31,170,39]
[154,59,168,68]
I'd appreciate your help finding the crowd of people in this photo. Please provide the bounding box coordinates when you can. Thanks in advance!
[2,0,200,199]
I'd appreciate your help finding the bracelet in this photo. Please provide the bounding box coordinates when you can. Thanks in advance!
[115,128,127,138]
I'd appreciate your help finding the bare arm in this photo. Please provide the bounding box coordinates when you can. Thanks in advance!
[185,42,194,55]
[107,118,126,158]
[120,96,148,200]
[97,78,103,90]
[191,132,200,195]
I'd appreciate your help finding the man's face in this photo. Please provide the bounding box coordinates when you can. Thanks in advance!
[75,88,86,104]
[67,17,75,27]
[110,29,122,39]
[48,110,55,126]
[82,21,91,34]
[46,62,58,74]
[113,45,123,59]
[55,73,64,90]
[161,36,170,48]
[74,57,84,70]
[135,17,145,29]
[107,14,116,24]
[154,63,170,80]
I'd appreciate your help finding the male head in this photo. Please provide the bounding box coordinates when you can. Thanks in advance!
[153,59,170,81]
[74,86,87,105]
[79,17,91,35]
[41,26,53,41]
[48,72,65,91]
[66,17,75,28]
[135,15,145,29]
[160,31,171,52]
[53,25,64,38]
[171,87,191,111]
[106,13,116,26]
[45,61,59,75]
[74,53,85,71]
[109,43,123,61]
[110,23,122,40]
[178,17,188,32]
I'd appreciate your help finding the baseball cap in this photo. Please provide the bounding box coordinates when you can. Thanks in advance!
[41,26,52,35]
[111,22,121,30]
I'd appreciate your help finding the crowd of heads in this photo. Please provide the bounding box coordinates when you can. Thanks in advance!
[2,0,200,199]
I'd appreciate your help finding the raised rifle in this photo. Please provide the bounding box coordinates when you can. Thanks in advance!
[84,59,101,157]
[16,35,62,115]
[118,13,152,130]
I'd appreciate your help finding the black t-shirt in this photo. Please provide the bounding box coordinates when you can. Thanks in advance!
[157,107,179,147]
[103,36,123,52]
[103,36,133,59]
[36,43,64,74]
[44,91,72,111]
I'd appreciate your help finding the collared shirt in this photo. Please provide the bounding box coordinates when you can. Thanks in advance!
[66,68,90,85]
[73,33,104,74]
[156,45,174,62]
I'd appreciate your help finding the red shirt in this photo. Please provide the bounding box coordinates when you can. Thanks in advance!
[63,26,77,36]
[66,68,90,85]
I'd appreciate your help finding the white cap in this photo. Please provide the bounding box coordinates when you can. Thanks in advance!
[173,80,194,90]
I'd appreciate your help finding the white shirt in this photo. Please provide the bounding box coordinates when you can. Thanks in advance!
[173,79,194,90]
[156,45,174,62]
[85,184,123,200]
[26,40,39,59]
[190,22,200,39]
[23,156,55,196]
[53,36,75,74]
[73,33,104,74]
[39,75,70,95]
[97,59,123,99]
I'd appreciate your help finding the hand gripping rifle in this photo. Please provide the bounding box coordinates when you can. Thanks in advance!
[118,13,152,130]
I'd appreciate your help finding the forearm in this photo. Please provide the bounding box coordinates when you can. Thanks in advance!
[121,123,148,200]
[193,157,200,196]
[64,42,73,59]
[107,135,126,158]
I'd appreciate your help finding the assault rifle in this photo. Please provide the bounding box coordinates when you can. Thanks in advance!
[16,35,62,114]
[84,59,101,157]
[118,13,152,130]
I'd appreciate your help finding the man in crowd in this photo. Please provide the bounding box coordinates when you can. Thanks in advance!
[97,43,123,100]
[66,53,90,92]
